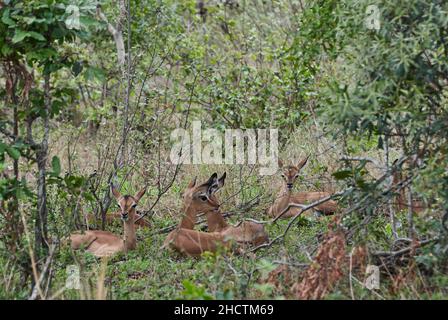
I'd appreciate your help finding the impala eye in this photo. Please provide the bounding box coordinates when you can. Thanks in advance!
[199,195,208,202]
[131,203,137,208]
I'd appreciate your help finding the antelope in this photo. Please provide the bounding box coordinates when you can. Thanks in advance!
[162,175,232,257]
[200,172,269,246]
[268,156,338,219]
[70,186,146,257]
[163,173,268,256]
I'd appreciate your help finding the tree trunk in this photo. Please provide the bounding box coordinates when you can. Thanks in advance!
[35,73,51,256]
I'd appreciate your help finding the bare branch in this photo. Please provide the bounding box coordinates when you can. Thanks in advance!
[29,243,56,300]
[96,4,126,66]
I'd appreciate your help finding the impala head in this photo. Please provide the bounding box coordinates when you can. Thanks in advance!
[183,172,226,214]
[111,185,146,222]
[278,156,309,191]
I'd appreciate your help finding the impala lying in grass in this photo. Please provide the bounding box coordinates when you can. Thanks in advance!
[201,172,268,247]
[163,173,268,256]
[268,156,338,219]
[70,185,146,257]
[162,175,231,257]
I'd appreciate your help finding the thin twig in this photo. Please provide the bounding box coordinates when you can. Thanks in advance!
[29,243,56,300]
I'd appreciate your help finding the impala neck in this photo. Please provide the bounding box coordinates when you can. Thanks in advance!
[206,208,228,232]
[275,185,293,213]
[123,215,137,251]
[179,202,198,230]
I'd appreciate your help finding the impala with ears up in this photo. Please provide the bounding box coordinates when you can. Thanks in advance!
[200,172,269,246]
[163,173,268,256]
[162,175,231,257]
[70,185,146,257]
[268,156,338,219]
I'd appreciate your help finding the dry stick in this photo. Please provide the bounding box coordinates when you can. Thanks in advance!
[340,156,382,169]
[96,4,125,66]
[249,190,347,253]
[29,243,56,300]
[272,260,309,268]
[383,133,399,240]
[373,237,437,257]
[96,257,108,300]
[118,0,132,168]
[20,210,43,300]
[407,185,415,238]
[349,247,355,300]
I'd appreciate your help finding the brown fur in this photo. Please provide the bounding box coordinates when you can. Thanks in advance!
[268,157,338,219]
[163,174,233,256]
[163,173,269,256]
[70,186,146,257]
[203,173,269,246]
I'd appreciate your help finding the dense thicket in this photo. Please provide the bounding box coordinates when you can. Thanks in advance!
[0,0,447,299]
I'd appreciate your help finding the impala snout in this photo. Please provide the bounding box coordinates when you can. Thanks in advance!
[287,183,293,190]
[121,211,129,221]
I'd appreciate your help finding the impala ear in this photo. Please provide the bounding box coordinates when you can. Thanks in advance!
[111,184,121,200]
[297,156,309,170]
[217,172,226,189]
[278,159,283,169]
[204,172,218,187]
[187,177,197,189]
[134,187,146,202]
[202,172,218,195]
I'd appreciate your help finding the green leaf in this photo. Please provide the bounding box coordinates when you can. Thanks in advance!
[12,30,45,43]
[0,142,6,155]
[332,170,352,180]
[84,66,105,82]
[6,146,20,160]
[52,156,61,176]
[1,44,13,56]
[11,30,29,43]
[1,9,16,26]
[28,31,46,41]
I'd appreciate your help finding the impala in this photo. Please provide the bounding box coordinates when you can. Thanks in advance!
[70,185,146,257]
[162,175,231,257]
[163,173,268,256]
[267,156,338,219]
[200,172,269,246]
